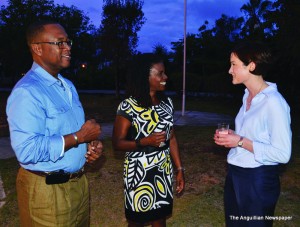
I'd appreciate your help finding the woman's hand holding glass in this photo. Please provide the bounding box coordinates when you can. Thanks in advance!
[214,128,240,148]
[144,131,166,147]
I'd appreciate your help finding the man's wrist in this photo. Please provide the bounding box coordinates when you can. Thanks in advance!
[72,133,79,146]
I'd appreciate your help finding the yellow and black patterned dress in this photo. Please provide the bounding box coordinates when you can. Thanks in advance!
[116,96,174,223]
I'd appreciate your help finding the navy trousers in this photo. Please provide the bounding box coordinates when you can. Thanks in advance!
[224,164,280,227]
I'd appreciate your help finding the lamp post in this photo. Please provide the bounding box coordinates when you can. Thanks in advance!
[182,0,187,116]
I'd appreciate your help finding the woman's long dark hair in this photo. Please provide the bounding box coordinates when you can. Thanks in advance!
[126,54,167,108]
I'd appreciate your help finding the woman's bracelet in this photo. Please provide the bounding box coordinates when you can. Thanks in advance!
[72,133,78,146]
[177,166,185,172]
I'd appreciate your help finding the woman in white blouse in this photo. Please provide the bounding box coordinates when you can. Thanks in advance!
[214,41,292,227]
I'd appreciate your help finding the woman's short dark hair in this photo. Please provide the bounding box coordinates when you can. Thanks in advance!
[232,41,273,76]
[126,54,166,108]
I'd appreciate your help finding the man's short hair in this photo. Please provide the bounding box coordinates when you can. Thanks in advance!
[26,20,59,46]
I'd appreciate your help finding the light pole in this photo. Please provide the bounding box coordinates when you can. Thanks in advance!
[182,0,187,116]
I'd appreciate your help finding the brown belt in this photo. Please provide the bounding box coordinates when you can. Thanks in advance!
[26,167,85,179]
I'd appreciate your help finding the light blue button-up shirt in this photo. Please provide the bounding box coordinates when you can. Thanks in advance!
[6,62,86,173]
[228,82,292,168]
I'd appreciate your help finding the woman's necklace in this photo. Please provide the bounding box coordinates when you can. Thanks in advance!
[246,81,265,110]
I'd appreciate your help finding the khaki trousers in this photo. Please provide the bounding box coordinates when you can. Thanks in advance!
[17,167,89,227]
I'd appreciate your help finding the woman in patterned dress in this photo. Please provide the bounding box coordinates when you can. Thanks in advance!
[112,55,185,227]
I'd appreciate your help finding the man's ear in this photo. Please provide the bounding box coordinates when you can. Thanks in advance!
[31,44,42,56]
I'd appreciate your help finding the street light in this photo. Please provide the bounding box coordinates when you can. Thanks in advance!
[182,0,187,116]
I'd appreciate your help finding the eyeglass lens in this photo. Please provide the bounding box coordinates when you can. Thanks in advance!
[58,40,72,48]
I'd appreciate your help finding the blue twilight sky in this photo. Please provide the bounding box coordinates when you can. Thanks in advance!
[3,0,248,53]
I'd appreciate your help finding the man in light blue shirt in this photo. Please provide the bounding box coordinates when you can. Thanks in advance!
[6,21,102,226]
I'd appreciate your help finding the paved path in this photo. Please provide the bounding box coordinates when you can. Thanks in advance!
[0,111,233,208]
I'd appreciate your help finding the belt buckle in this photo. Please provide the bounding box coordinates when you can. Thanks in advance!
[69,172,77,179]
[70,167,84,179]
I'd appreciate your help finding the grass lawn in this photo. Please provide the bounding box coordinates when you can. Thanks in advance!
[0,93,299,226]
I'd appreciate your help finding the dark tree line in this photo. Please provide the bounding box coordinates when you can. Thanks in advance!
[168,0,300,108]
[98,0,145,98]
[0,0,145,96]
[0,0,299,107]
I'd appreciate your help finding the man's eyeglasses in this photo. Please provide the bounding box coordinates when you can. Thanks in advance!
[31,40,73,49]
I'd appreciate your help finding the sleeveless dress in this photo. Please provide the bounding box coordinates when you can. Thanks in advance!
[116,96,175,223]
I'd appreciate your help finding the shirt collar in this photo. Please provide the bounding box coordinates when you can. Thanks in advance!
[31,62,63,87]
[244,81,277,96]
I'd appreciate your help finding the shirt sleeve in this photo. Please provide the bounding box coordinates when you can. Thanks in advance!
[167,97,174,115]
[116,100,133,122]
[6,87,64,164]
[253,95,292,164]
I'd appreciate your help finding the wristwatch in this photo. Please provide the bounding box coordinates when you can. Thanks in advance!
[237,136,244,147]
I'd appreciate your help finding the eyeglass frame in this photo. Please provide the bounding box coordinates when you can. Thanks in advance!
[31,40,73,49]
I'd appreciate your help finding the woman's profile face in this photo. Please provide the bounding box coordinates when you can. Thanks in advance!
[228,53,251,85]
[149,63,168,92]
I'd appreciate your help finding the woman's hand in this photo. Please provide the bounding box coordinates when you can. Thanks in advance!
[214,129,240,148]
[144,131,166,147]
[176,170,185,194]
